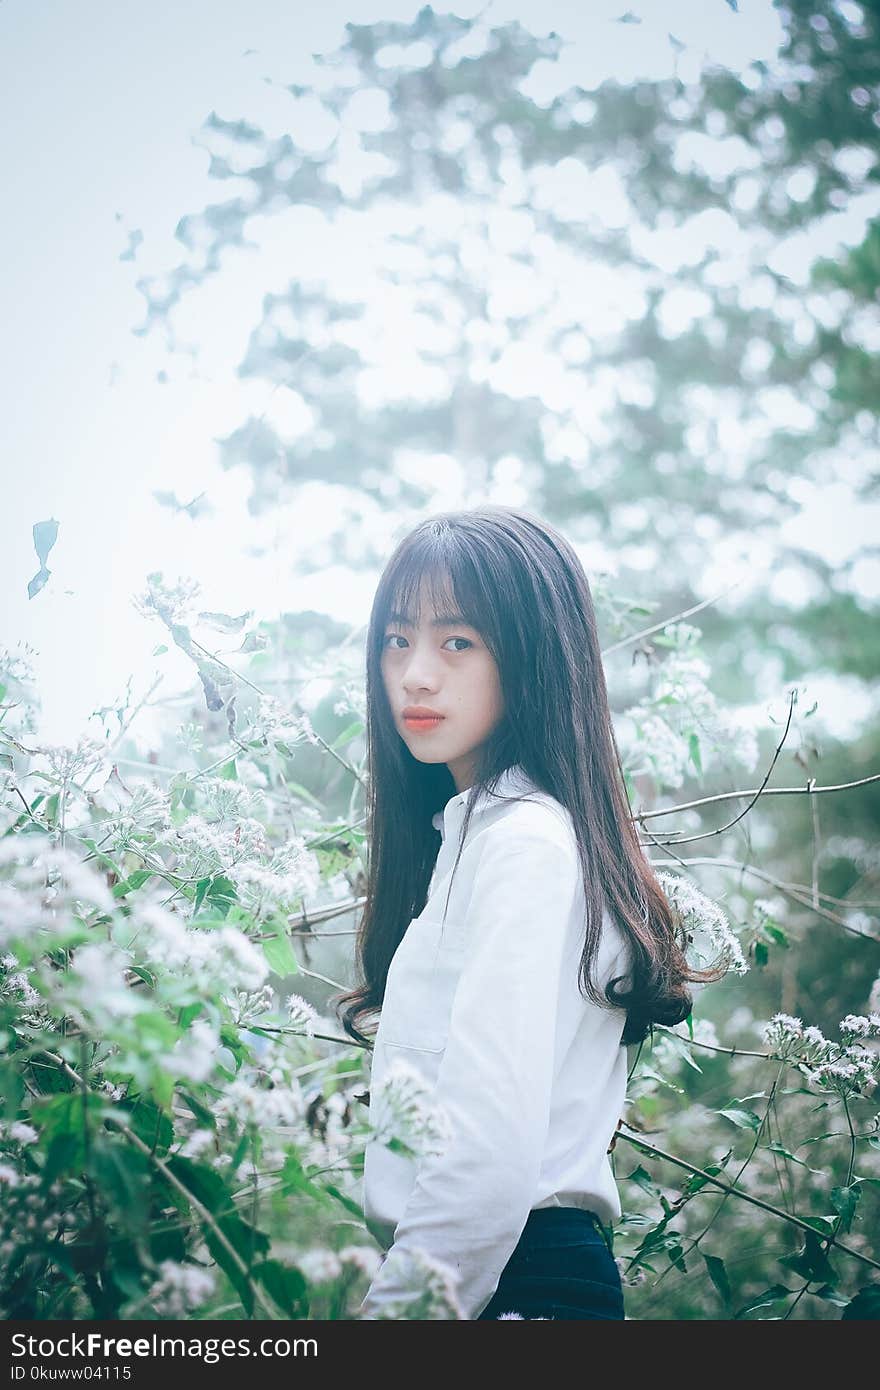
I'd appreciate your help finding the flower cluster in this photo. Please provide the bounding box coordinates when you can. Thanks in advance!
[146,1260,216,1318]
[0,835,116,949]
[138,902,269,994]
[132,573,202,629]
[102,782,174,850]
[655,869,748,975]
[213,1073,304,1131]
[226,835,321,916]
[286,992,320,1035]
[360,1247,465,1320]
[762,1013,880,1098]
[245,695,321,753]
[333,682,366,722]
[369,1056,453,1159]
[621,623,759,790]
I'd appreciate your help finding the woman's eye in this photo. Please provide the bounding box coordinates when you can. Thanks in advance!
[382,634,472,651]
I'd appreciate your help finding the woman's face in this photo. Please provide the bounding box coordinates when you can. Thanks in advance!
[380,577,505,793]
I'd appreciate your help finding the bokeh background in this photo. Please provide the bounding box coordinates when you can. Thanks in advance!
[3,0,879,748]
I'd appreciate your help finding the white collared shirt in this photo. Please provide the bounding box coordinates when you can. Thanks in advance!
[358,764,631,1320]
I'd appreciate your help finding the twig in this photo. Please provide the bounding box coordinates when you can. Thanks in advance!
[638,689,797,848]
[615,1125,880,1273]
[601,580,744,657]
[633,772,880,823]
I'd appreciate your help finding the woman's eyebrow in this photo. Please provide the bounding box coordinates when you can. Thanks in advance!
[388,610,471,628]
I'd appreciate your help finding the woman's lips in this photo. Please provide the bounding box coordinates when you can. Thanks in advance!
[403,715,445,731]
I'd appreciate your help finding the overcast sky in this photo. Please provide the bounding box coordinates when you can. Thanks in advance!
[2,0,877,754]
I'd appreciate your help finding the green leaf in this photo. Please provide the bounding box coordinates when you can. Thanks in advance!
[734,1284,793,1318]
[87,1137,152,1231]
[33,517,60,566]
[166,1155,234,1215]
[253,1259,309,1317]
[778,1230,836,1284]
[331,720,363,750]
[193,877,212,913]
[178,1090,217,1129]
[262,920,299,977]
[322,1181,369,1220]
[206,874,238,917]
[830,1181,862,1230]
[842,1285,880,1319]
[657,1030,703,1073]
[197,609,254,633]
[217,1026,249,1073]
[627,1164,663,1198]
[764,1141,821,1172]
[702,1252,731,1307]
[764,923,789,948]
[637,1064,684,1093]
[112,868,153,899]
[120,1098,175,1157]
[688,732,702,775]
[714,1106,762,1131]
[44,1131,86,1182]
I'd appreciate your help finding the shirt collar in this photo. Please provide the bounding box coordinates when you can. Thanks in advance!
[430,763,538,840]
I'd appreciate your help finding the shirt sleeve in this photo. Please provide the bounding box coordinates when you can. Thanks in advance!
[357,824,582,1320]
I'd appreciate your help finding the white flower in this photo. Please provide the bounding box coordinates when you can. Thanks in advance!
[656,869,748,974]
[147,1260,215,1318]
[213,1075,304,1130]
[227,837,320,915]
[296,1248,343,1284]
[162,1019,221,1083]
[223,984,275,1024]
[0,1121,38,1146]
[164,813,270,879]
[37,735,113,794]
[762,1013,805,1057]
[332,682,366,722]
[248,696,320,751]
[64,942,146,1027]
[287,994,320,1035]
[103,784,173,847]
[763,1011,880,1097]
[363,1247,464,1320]
[370,1057,453,1158]
[338,1245,382,1278]
[0,836,116,926]
[132,573,202,629]
[138,903,269,994]
[840,1014,880,1039]
[178,1128,216,1159]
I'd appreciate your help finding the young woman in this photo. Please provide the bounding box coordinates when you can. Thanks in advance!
[334,505,723,1320]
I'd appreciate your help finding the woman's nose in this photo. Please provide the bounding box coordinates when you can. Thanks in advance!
[402,651,441,689]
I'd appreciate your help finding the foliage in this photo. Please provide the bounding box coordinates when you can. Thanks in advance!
[1,565,878,1320]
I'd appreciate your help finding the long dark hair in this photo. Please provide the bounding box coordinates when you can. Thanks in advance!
[333,505,727,1048]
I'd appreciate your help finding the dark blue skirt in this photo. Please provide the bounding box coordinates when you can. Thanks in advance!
[477,1206,625,1320]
